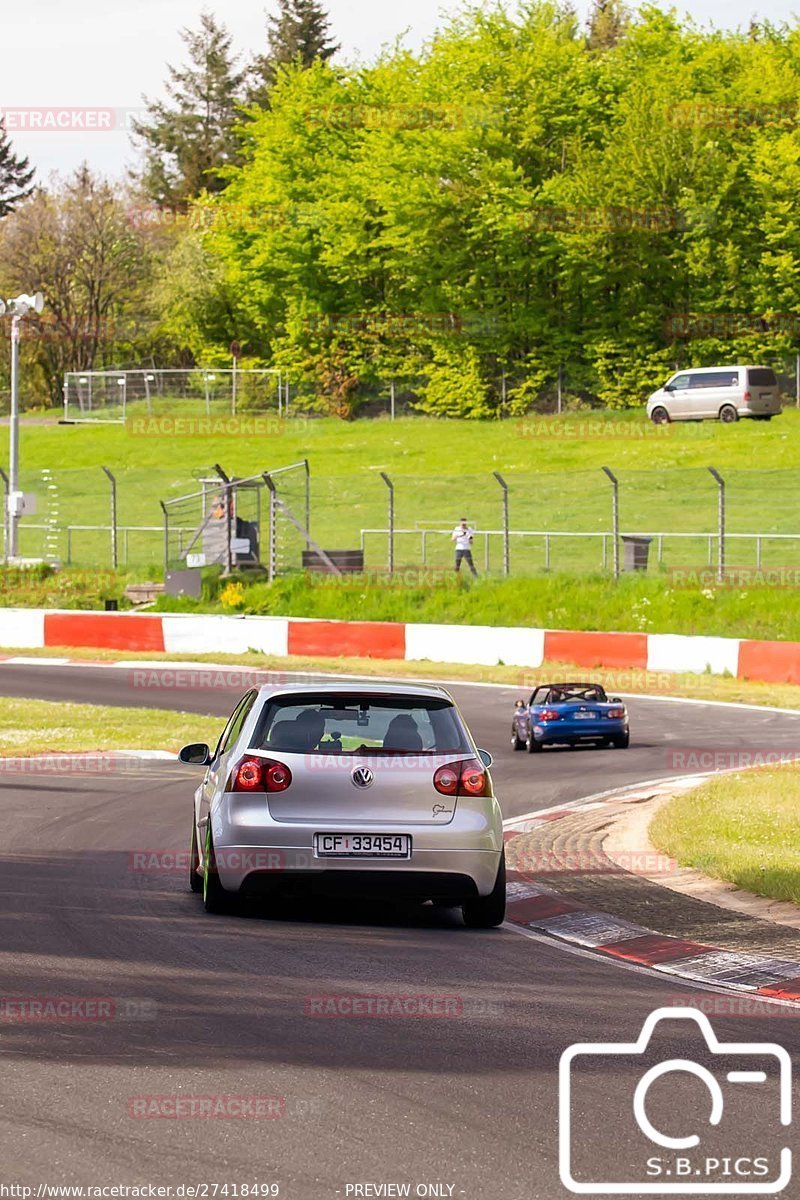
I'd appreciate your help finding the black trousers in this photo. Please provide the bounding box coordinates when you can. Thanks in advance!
[455,548,478,576]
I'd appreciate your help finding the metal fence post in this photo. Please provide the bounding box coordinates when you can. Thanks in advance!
[493,471,509,576]
[214,463,233,577]
[0,467,8,562]
[304,458,310,536]
[708,467,725,583]
[380,472,394,573]
[602,467,619,578]
[159,501,169,575]
[263,474,276,582]
[101,466,117,569]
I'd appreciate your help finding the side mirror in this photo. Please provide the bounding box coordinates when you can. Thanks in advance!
[663,382,675,392]
[478,748,493,768]
[179,742,211,765]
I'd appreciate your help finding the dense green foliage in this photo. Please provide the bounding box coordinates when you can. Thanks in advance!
[158,4,800,414]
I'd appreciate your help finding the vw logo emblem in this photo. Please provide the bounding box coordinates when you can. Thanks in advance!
[351,766,374,789]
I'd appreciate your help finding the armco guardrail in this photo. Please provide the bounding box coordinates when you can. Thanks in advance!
[0,607,799,685]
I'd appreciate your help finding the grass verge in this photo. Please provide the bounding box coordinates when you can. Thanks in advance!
[0,697,212,756]
[4,643,800,710]
[154,569,800,641]
[651,767,800,905]
[7,565,800,641]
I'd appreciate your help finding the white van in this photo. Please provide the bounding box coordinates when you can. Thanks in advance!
[646,365,781,424]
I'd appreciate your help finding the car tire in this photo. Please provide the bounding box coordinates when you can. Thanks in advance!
[650,406,670,425]
[612,731,631,749]
[203,824,234,914]
[525,731,543,753]
[189,818,203,893]
[511,724,525,751]
[462,852,506,929]
[719,405,738,423]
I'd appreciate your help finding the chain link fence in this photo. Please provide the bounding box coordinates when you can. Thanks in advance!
[6,462,800,578]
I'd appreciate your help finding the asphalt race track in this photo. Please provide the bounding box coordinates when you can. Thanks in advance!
[1,660,800,1198]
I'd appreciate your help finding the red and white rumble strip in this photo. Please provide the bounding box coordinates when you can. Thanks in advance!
[503,779,800,1004]
[2,606,800,684]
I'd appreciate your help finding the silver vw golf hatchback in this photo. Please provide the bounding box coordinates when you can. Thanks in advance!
[180,682,505,927]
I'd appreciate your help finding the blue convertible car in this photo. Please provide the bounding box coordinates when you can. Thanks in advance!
[511,681,630,753]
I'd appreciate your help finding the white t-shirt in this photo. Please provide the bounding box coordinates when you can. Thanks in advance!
[452,525,475,550]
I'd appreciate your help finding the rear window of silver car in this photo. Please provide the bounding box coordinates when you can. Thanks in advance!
[747,368,777,386]
[251,694,471,755]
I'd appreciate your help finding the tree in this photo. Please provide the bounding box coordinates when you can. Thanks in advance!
[132,12,246,208]
[0,120,34,217]
[249,0,339,105]
[0,168,154,404]
[586,0,628,50]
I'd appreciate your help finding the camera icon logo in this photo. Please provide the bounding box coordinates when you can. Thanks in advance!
[559,1006,792,1194]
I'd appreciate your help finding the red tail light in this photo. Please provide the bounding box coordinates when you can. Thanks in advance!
[433,758,491,798]
[228,756,292,793]
[538,709,561,722]
[606,707,626,719]
[743,390,751,402]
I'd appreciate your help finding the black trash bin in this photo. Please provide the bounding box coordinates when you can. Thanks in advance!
[621,535,652,572]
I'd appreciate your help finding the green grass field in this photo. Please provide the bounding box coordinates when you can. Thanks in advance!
[4,409,800,576]
[651,767,800,905]
[0,696,212,755]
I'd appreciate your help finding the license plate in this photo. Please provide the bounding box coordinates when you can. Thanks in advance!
[574,711,597,719]
[314,833,412,859]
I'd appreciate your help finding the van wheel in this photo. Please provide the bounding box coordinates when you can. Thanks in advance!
[719,405,738,423]
[650,407,670,425]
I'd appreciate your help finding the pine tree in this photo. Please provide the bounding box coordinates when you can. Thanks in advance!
[132,11,246,208]
[249,0,339,106]
[587,0,628,50]
[0,121,34,218]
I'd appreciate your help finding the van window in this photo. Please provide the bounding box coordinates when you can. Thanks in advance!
[688,371,739,388]
[747,368,777,387]
[668,374,691,390]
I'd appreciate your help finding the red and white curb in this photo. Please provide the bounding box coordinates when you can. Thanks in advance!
[5,604,800,685]
[502,779,800,1004]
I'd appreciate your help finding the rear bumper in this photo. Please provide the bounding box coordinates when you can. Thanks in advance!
[211,842,502,898]
[534,721,627,744]
[240,867,482,902]
[739,401,781,416]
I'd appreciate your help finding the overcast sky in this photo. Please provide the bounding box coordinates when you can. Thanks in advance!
[3,0,796,182]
